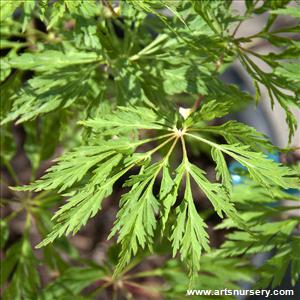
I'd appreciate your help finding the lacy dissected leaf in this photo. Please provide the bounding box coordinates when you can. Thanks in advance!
[185,84,252,125]
[275,63,300,84]
[36,153,124,247]
[171,174,209,275]
[46,0,99,29]
[19,146,122,193]
[163,65,209,95]
[13,100,299,280]
[219,219,298,260]
[2,235,40,300]
[18,143,145,248]
[217,182,300,288]
[162,256,253,296]
[8,50,101,71]
[38,267,105,300]
[198,120,274,151]
[217,182,300,231]
[3,1,300,291]
[257,237,300,288]
[125,0,182,32]
[107,134,179,275]
[16,107,176,250]
[189,163,244,227]
[191,0,235,34]
[186,133,299,191]
[211,148,232,193]
[1,65,94,124]
[238,52,299,141]
[220,144,298,189]
[186,99,234,124]
[110,163,161,274]
[0,1,22,22]
[270,6,300,19]
[160,163,185,232]
[81,106,172,135]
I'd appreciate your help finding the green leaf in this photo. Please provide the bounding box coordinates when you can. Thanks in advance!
[47,0,66,29]
[186,99,233,126]
[163,65,208,95]
[1,65,94,124]
[3,235,40,300]
[36,153,123,247]
[111,164,160,275]
[189,163,244,228]
[171,174,209,276]
[211,148,232,193]
[160,163,185,232]
[0,126,16,164]
[186,133,299,190]
[218,181,300,288]
[8,50,101,71]
[81,106,170,134]
[0,1,21,22]
[38,267,105,300]
[2,1,300,290]
[0,57,11,82]
[220,144,298,190]
[0,220,9,249]
[21,146,119,192]
[22,1,36,32]
[270,6,300,19]
[275,63,300,83]
[199,120,274,151]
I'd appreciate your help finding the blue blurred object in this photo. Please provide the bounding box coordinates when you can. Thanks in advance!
[228,161,247,185]
[266,152,280,163]
[285,188,300,196]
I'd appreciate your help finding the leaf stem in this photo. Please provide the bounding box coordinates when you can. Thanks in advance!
[180,135,189,167]
[134,133,174,147]
[163,137,179,165]
[4,206,25,222]
[145,136,175,157]
[185,132,221,151]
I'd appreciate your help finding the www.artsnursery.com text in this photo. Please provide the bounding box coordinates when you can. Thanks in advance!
[186,288,294,298]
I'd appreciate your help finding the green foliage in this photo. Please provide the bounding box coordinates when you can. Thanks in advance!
[1,0,299,298]
[14,105,298,281]
[217,183,300,288]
